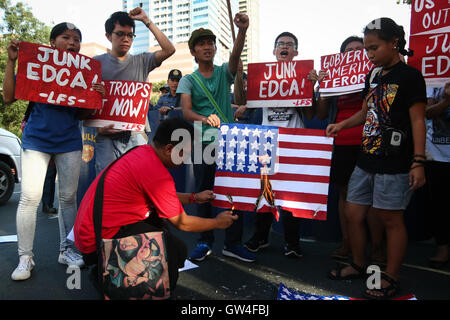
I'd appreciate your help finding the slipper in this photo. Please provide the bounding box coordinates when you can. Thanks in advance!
[328,261,365,281]
[364,272,399,300]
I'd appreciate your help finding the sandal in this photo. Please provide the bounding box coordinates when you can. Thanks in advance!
[364,272,399,300]
[328,261,366,280]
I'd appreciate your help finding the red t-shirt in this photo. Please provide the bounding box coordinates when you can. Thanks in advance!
[74,145,184,254]
[334,93,364,145]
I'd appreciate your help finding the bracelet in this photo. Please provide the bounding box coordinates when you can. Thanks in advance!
[410,164,424,171]
[145,20,152,28]
[413,154,426,159]
[189,192,196,204]
[412,159,426,164]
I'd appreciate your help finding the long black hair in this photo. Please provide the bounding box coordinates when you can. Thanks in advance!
[363,17,413,57]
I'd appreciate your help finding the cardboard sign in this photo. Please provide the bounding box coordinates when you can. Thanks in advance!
[410,0,450,35]
[409,0,450,87]
[246,60,314,108]
[409,32,450,86]
[83,80,151,132]
[319,49,374,97]
[15,41,102,109]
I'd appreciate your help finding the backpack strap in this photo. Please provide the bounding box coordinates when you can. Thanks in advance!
[190,73,231,123]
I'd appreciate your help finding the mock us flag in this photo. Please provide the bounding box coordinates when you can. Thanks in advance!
[212,123,334,220]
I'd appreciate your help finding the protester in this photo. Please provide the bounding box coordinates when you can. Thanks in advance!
[177,14,255,263]
[326,17,427,299]
[155,69,187,192]
[94,8,175,176]
[425,82,450,269]
[156,69,184,120]
[311,36,386,263]
[74,118,237,292]
[3,23,105,281]
[244,32,316,258]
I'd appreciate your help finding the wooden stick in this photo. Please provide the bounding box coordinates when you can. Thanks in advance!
[226,0,236,42]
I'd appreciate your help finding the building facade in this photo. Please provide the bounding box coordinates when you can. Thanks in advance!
[122,0,244,81]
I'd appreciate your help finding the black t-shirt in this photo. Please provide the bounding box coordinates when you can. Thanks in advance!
[358,62,427,174]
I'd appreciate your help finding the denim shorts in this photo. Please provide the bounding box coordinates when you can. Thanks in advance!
[346,166,413,211]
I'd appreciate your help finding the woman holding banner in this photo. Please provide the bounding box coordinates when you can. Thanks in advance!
[312,36,386,264]
[3,22,105,281]
[326,18,427,299]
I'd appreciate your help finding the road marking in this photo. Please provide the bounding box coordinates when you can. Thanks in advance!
[0,235,18,243]
[402,263,450,276]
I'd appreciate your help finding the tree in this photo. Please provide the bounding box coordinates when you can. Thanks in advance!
[397,0,412,4]
[0,0,51,138]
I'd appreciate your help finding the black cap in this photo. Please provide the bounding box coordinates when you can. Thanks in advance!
[168,69,182,80]
[160,85,169,92]
[188,28,216,50]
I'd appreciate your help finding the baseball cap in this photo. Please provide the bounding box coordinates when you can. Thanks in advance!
[168,69,182,80]
[188,28,216,50]
[160,85,169,92]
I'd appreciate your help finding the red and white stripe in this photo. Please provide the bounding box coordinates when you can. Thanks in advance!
[213,128,333,220]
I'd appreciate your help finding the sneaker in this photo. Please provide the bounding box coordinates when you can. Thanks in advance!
[244,237,269,253]
[189,243,212,262]
[222,245,256,263]
[284,243,303,258]
[58,247,85,268]
[11,255,35,281]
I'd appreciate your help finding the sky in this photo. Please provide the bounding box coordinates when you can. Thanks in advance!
[12,0,412,69]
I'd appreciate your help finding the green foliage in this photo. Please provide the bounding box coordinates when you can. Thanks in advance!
[151,80,167,93]
[397,0,412,4]
[0,0,51,138]
[150,93,160,107]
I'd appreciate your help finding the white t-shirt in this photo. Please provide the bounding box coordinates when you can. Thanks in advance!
[261,107,305,129]
[426,87,450,163]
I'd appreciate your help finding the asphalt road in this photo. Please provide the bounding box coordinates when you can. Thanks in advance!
[1,183,449,305]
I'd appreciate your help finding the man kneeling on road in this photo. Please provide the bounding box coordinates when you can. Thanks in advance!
[73,118,236,292]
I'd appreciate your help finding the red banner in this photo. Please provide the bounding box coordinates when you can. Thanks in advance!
[409,0,450,87]
[15,41,102,109]
[410,0,450,35]
[246,60,314,108]
[409,33,450,82]
[319,49,374,97]
[83,80,151,132]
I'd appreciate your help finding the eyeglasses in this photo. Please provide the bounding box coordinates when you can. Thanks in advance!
[276,41,295,48]
[112,31,136,39]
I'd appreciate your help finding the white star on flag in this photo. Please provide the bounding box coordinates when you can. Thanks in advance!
[252,128,261,138]
[264,130,275,139]
[241,126,251,137]
[230,126,240,136]
[239,139,248,149]
[226,150,236,160]
[229,138,237,148]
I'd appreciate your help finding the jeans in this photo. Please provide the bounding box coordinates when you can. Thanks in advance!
[16,149,81,256]
[41,160,57,206]
[252,209,300,246]
[95,133,147,176]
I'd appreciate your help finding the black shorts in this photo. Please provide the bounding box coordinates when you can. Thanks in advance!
[329,145,360,187]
